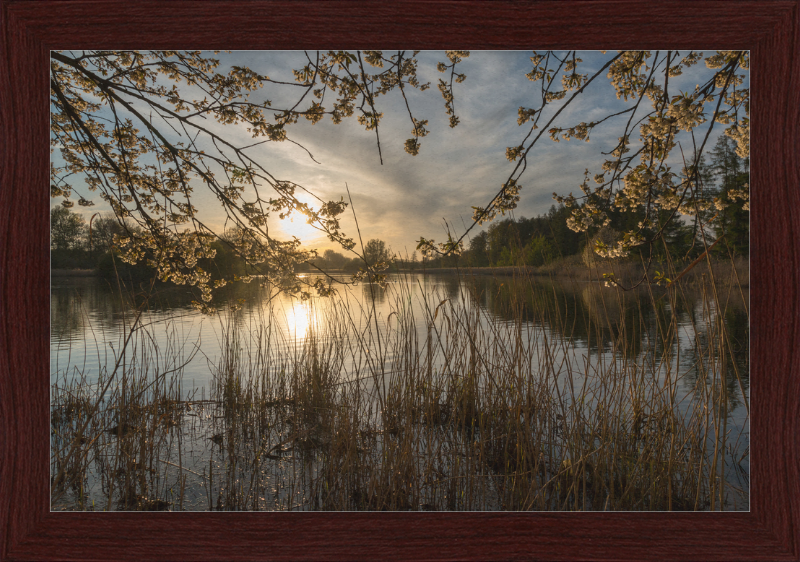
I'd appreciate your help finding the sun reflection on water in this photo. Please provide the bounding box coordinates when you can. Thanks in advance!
[284,300,318,342]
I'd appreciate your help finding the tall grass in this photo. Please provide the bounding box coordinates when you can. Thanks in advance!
[50,265,749,511]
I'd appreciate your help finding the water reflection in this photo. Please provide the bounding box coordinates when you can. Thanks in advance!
[51,271,749,511]
[454,273,749,414]
[282,300,318,342]
[361,282,388,305]
[51,272,749,421]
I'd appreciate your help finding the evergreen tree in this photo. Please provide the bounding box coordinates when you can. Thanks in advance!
[546,205,581,257]
[709,135,750,255]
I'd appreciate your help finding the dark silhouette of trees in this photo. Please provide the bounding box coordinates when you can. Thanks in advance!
[50,206,85,252]
[708,135,750,256]
[363,239,392,266]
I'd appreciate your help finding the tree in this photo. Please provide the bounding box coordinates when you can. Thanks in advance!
[50,206,86,251]
[486,219,518,266]
[50,50,475,308]
[460,51,749,288]
[89,214,138,254]
[51,50,749,299]
[410,250,418,270]
[683,152,718,253]
[362,239,392,266]
[321,249,348,269]
[523,234,555,266]
[467,231,489,267]
[546,205,581,258]
[708,135,750,255]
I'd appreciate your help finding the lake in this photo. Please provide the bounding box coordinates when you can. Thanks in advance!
[50,271,750,511]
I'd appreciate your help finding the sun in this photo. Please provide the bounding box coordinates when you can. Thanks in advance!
[277,192,325,243]
[279,212,319,242]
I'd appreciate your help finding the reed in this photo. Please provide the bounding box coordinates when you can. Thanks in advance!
[50,262,749,511]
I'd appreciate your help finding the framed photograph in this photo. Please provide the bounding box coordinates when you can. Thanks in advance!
[1,1,798,559]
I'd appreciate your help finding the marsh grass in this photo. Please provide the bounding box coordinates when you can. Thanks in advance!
[50,263,749,511]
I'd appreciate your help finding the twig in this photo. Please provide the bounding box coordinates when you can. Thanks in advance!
[665,234,724,289]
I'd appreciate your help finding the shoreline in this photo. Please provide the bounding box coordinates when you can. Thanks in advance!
[51,258,750,288]
[394,258,751,288]
[51,268,98,277]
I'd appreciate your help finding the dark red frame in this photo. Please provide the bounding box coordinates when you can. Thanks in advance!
[1,1,798,560]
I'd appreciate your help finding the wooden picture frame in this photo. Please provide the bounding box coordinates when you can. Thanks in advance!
[1,1,797,559]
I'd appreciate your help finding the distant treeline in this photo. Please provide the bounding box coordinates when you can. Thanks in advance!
[50,212,257,284]
[409,135,749,270]
[50,210,387,282]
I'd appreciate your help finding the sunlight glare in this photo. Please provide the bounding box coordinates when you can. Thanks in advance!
[284,300,319,341]
[280,213,319,242]
[278,191,320,243]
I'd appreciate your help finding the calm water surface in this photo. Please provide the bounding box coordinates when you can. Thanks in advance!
[51,272,750,510]
[51,273,750,407]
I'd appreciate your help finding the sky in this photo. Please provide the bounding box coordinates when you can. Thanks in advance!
[53,51,738,258]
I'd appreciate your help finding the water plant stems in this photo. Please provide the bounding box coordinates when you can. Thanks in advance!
[51,256,748,511]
